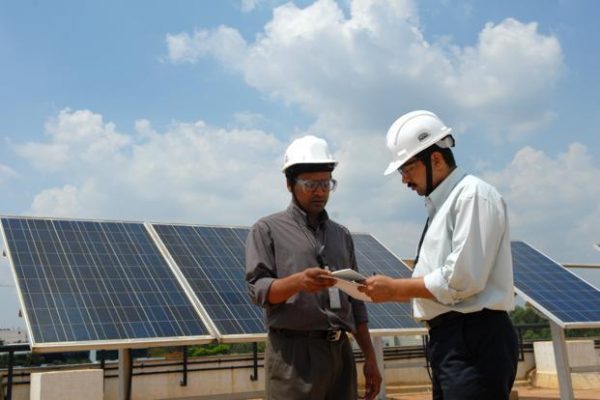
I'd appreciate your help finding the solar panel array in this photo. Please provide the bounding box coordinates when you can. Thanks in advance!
[0,217,212,350]
[511,240,600,328]
[5,215,598,351]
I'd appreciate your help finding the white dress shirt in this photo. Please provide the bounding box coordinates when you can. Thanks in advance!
[412,167,515,320]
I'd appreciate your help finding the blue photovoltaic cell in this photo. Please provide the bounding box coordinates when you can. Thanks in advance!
[512,241,600,324]
[153,224,265,336]
[0,217,210,345]
[353,234,422,330]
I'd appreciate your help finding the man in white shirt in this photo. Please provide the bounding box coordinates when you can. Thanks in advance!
[360,110,518,400]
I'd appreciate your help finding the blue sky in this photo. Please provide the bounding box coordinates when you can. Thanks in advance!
[1,0,599,328]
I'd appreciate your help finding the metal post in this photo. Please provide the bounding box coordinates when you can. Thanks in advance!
[516,326,525,362]
[180,346,188,386]
[250,342,259,381]
[372,336,386,400]
[6,350,14,400]
[118,348,132,400]
[89,350,97,363]
[549,321,574,400]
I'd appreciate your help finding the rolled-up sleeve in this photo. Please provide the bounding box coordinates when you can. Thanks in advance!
[423,191,505,305]
[245,221,276,307]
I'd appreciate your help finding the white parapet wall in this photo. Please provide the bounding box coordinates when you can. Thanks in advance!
[30,369,103,400]
[533,340,600,389]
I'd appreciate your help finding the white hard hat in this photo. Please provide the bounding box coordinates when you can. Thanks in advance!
[383,110,454,175]
[282,135,338,172]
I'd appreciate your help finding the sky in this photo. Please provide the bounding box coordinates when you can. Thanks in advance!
[1,0,599,328]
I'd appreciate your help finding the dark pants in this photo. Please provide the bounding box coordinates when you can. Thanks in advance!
[265,330,357,400]
[428,310,519,400]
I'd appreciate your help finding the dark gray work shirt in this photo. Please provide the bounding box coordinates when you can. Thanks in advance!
[245,202,369,332]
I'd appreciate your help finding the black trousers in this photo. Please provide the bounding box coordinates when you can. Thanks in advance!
[427,309,519,400]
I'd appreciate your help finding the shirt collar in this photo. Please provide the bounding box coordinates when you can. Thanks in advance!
[287,201,329,228]
[424,167,466,219]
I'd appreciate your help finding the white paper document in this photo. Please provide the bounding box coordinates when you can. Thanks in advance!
[329,269,372,302]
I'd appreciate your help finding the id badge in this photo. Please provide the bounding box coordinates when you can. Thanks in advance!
[328,287,341,309]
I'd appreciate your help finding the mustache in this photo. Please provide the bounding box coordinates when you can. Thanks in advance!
[407,183,416,190]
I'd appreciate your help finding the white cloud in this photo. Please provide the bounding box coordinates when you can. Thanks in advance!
[484,143,600,262]
[166,0,564,140]
[166,26,247,67]
[16,108,131,171]
[18,109,289,226]
[30,184,90,218]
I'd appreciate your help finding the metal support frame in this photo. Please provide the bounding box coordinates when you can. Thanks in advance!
[372,336,386,400]
[118,348,132,400]
[549,321,574,400]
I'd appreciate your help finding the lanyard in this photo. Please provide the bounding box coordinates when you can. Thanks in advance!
[414,217,430,266]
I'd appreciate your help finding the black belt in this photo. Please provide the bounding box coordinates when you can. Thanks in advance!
[269,328,345,342]
[425,308,506,330]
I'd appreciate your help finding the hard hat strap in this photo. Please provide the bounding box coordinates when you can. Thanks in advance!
[422,150,434,197]
[425,158,433,196]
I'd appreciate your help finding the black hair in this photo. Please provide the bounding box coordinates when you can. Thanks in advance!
[416,144,456,169]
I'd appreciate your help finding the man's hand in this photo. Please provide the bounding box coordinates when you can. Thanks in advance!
[267,267,337,303]
[359,275,434,303]
[359,275,406,303]
[298,267,336,293]
[363,355,382,400]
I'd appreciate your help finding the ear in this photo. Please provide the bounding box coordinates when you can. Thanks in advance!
[431,151,445,169]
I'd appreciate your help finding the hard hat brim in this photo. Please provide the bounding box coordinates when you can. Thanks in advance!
[384,160,403,175]
[282,160,339,173]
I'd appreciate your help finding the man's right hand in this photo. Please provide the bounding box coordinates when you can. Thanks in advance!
[298,267,336,293]
[267,267,336,304]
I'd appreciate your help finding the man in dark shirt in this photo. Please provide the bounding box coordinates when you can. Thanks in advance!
[245,135,381,400]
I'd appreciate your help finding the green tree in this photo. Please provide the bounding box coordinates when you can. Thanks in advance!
[510,305,551,340]
[510,305,600,340]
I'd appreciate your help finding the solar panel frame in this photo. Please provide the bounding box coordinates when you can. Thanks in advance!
[0,216,216,352]
[512,240,600,329]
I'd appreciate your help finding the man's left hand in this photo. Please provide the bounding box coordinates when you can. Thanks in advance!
[363,356,382,400]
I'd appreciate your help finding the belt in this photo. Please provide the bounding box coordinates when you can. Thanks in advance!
[269,328,346,342]
[424,308,506,330]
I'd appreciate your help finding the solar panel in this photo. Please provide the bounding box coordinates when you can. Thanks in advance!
[153,225,423,339]
[353,234,423,333]
[0,217,214,351]
[512,240,600,329]
[151,224,265,340]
